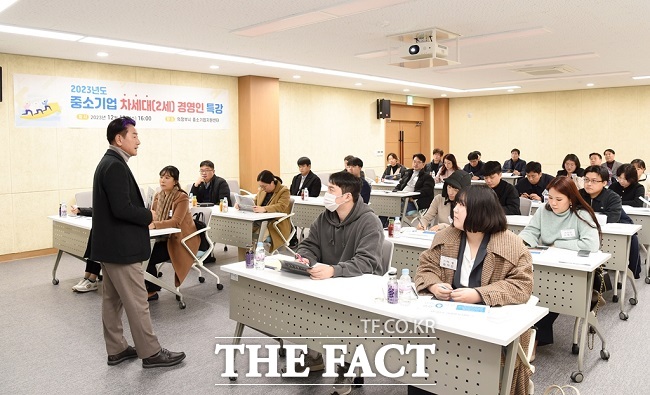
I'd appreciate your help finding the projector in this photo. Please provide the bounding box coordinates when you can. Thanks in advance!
[402,43,448,60]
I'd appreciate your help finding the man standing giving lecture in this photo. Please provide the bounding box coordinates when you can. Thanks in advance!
[88,116,185,368]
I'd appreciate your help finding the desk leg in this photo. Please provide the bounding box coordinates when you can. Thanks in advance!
[499,340,518,395]
[227,322,245,381]
[141,238,186,309]
[52,250,64,285]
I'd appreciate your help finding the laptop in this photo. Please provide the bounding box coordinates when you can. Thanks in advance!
[235,194,256,212]
[280,260,314,276]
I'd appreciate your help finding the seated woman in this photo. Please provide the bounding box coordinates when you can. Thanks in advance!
[146,166,199,301]
[417,171,470,231]
[556,153,585,189]
[236,170,291,252]
[434,153,459,183]
[517,176,600,351]
[631,159,650,197]
[382,152,406,180]
[414,184,534,395]
[609,163,645,207]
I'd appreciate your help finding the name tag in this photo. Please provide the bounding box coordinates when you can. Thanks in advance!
[169,210,173,218]
[440,256,458,270]
[561,228,576,238]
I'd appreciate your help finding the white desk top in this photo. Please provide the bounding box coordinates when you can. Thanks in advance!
[530,200,543,208]
[530,247,611,272]
[221,262,547,346]
[436,180,485,190]
[370,190,420,197]
[502,174,523,179]
[623,205,650,216]
[291,196,325,206]
[506,214,642,235]
[49,215,179,237]
[210,207,284,221]
[371,181,399,187]
[384,229,435,249]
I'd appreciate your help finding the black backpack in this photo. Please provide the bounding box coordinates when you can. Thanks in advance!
[193,212,210,251]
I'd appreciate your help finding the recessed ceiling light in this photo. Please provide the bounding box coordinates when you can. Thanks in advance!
[96,52,108,57]
[507,89,514,92]
[0,24,83,41]
[633,75,650,80]
[209,65,219,69]
[293,75,301,79]
[403,89,410,92]
[354,82,362,86]
[586,83,595,87]
[440,94,447,97]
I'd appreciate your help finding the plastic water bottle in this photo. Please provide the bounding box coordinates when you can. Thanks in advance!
[542,190,549,204]
[387,273,399,304]
[254,242,265,270]
[393,217,401,238]
[222,197,229,212]
[59,202,67,217]
[398,268,415,304]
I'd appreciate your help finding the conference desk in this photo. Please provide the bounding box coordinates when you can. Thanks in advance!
[369,190,419,220]
[506,215,641,320]
[291,196,325,229]
[384,229,611,382]
[371,181,399,191]
[220,261,547,394]
[49,215,187,308]
[622,205,650,283]
[207,208,284,258]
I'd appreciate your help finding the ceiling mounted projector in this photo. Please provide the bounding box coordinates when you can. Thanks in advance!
[402,43,448,60]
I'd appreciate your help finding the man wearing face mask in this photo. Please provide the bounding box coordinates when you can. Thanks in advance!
[292,171,384,391]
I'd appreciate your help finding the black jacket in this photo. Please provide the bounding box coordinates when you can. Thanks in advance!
[87,149,152,264]
[290,171,322,197]
[556,168,585,178]
[393,169,436,209]
[503,159,527,175]
[516,173,554,197]
[609,181,645,207]
[462,161,486,179]
[424,161,442,175]
[579,188,633,224]
[190,175,231,206]
[382,164,407,180]
[492,179,520,216]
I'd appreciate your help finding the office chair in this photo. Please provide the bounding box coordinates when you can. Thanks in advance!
[75,191,92,207]
[271,200,297,255]
[519,197,533,216]
[182,207,223,290]
[381,239,394,275]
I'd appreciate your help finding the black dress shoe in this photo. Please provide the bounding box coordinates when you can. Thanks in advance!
[147,292,159,301]
[107,345,138,366]
[142,348,186,368]
[204,255,216,264]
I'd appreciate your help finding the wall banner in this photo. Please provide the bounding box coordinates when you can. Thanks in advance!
[13,74,229,129]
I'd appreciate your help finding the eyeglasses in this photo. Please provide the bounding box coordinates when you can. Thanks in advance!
[583,178,604,184]
[199,169,214,174]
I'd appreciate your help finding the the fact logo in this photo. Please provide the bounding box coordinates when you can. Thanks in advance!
[215,342,436,379]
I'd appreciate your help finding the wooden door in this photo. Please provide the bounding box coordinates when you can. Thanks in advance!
[385,121,421,165]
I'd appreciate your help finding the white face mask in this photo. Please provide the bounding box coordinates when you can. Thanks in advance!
[323,192,343,212]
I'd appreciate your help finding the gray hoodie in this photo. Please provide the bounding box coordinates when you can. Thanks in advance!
[296,200,384,277]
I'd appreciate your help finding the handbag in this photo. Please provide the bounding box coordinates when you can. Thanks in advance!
[543,384,580,395]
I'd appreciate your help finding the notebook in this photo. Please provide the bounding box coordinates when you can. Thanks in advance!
[235,194,256,211]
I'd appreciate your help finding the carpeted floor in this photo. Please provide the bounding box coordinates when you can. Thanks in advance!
[1,247,649,394]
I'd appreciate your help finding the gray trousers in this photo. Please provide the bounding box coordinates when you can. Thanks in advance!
[100,262,161,359]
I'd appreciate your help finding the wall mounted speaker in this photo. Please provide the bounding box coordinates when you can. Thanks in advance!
[376,98,390,119]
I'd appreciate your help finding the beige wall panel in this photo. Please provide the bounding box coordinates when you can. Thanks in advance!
[0,194,16,255]
[606,87,638,155]
[135,68,172,84]
[10,127,59,193]
[136,129,171,185]
[580,89,609,138]
[10,54,52,75]
[54,59,97,78]
[171,71,202,87]
[13,191,59,252]
[56,128,105,190]
[95,63,136,82]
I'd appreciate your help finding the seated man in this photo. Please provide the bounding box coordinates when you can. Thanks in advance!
[503,148,527,176]
[190,160,231,206]
[294,171,384,394]
[424,148,444,176]
[289,156,322,197]
[483,161,520,215]
[516,161,554,201]
[345,157,371,203]
[589,152,603,166]
[393,153,436,214]
[462,150,485,180]
[603,148,622,183]
[580,165,641,278]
